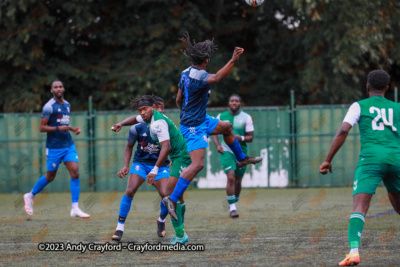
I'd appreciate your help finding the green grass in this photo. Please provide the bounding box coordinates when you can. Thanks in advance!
[0,187,398,266]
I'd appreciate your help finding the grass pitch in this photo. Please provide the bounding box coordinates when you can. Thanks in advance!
[0,187,398,266]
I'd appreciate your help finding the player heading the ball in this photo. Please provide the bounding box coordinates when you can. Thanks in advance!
[162,32,262,221]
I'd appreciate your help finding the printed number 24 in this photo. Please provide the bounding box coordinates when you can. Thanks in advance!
[369,107,397,131]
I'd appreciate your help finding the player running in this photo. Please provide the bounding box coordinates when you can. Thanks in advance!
[23,81,90,218]
[212,94,255,218]
[111,96,190,244]
[319,70,400,266]
[163,32,262,220]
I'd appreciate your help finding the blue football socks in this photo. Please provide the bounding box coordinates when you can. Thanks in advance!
[31,176,49,195]
[160,200,168,218]
[118,195,133,224]
[170,177,191,203]
[70,178,80,203]
[227,139,246,161]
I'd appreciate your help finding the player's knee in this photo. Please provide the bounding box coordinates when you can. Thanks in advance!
[70,171,79,179]
[46,174,55,182]
[193,161,204,172]
[158,188,168,198]
[227,175,235,183]
[125,189,136,198]
[223,122,233,134]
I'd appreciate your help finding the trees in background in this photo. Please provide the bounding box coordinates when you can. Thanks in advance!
[1,0,399,112]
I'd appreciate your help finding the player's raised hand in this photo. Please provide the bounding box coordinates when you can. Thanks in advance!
[146,173,156,185]
[319,161,332,174]
[231,47,244,62]
[117,167,129,178]
[72,127,81,135]
[111,123,122,132]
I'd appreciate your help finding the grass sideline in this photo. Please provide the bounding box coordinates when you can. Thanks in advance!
[0,187,398,266]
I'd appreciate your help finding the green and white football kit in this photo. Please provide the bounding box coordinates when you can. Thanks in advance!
[217,111,254,178]
[343,96,400,195]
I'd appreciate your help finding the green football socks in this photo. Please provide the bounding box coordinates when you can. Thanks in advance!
[348,213,365,249]
[171,202,184,238]
[181,201,186,225]
[227,195,236,205]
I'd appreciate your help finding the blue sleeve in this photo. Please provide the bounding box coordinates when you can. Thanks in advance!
[41,104,52,120]
[178,73,186,90]
[127,125,138,145]
[199,70,210,86]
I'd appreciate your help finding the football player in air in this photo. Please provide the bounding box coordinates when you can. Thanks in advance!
[163,32,262,220]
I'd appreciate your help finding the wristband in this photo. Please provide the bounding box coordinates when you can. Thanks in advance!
[150,166,159,175]
[56,126,59,131]
[241,136,245,141]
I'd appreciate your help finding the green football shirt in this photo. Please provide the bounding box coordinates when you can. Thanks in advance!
[217,110,254,154]
[343,96,400,165]
[146,110,188,160]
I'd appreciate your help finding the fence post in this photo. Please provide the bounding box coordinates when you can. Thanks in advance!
[289,90,297,187]
[88,96,96,191]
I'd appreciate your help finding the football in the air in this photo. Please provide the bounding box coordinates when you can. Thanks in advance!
[245,0,265,6]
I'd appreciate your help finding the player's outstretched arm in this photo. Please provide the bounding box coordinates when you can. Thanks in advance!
[212,135,224,154]
[207,47,244,84]
[111,116,139,132]
[319,122,352,174]
[117,141,134,178]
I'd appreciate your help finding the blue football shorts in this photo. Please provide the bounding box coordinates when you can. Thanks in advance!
[46,144,79,171]
[180,114,220,152]
[129,163,170,181]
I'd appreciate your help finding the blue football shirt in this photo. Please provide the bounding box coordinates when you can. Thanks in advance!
[178,66,211,126]
[127,123,170,167]
[41,98,74,149]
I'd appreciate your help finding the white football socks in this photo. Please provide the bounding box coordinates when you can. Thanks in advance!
[27,192,35,199]
[349,248,358,254]
[229,203,236,212]
[158,217,166,223]
[116,222,124,231]
[72,202,79,209]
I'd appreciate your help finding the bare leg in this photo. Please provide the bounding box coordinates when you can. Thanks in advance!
[125,174,145,198]
[45,170,57,182]
[226,170,235,196]
[210,120,236,145]
[387,192,400,214]
[65,161,79,179]
[179,149,205,182]
[234,176,242,198]
[352,193,372,215]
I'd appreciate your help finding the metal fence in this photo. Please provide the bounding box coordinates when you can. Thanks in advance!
[0,100,363,193]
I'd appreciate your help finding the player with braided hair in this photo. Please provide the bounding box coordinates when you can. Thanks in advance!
[112,95,190,244]
[162,32,262,220]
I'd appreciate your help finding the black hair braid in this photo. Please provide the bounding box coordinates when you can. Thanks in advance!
[180,32,218,65]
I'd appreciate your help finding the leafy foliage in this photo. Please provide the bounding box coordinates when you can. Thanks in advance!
[1,0,399,112]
